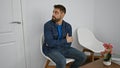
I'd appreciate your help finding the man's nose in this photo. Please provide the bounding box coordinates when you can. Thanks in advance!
[52,13,55,16]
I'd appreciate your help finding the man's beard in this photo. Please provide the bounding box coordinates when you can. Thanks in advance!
[52,16,61,22]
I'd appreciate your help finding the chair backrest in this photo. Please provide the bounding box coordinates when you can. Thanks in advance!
[40,33,46,57]
[40,33,54,62]
[77,28,104,53]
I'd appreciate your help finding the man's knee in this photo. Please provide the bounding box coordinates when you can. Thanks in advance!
[78,52,87,62]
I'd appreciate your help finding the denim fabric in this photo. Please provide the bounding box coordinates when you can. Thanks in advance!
[43,20,87,68]
[43,20,72,54]
[45,47,87,68]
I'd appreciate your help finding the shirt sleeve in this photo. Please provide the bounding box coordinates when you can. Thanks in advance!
[66,23,72,46]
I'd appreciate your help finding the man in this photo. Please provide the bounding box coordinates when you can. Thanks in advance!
[43,4,86,68]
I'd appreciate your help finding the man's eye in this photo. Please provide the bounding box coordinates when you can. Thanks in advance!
[55,12,58,14]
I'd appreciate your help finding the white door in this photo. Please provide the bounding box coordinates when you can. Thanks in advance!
[0,0,26,68]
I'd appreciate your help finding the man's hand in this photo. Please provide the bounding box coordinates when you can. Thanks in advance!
[66,33,73,43]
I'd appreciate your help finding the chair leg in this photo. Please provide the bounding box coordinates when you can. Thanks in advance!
[83,48,104,62]
[90,52,94,62]
[45,59,50,68]
[83,48,94,62]
[44,59,73,68]
[66,62,73,68]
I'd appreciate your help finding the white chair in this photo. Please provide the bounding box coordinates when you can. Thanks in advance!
[77,28,104,61]
[40,33,74,68]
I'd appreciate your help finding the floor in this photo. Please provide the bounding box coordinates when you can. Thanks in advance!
[45,56,100,68]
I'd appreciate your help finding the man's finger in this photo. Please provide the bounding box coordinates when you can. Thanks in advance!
[66,33,69,37]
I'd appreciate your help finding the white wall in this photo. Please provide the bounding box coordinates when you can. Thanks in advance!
[21,0,94,68]
[94,0,120,55]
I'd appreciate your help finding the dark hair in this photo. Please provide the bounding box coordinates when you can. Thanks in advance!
[54,4,66,14]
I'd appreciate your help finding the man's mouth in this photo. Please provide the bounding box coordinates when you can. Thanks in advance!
[52,17,56,20]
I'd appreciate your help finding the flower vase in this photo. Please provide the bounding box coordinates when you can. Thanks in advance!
[103,53,112,66]
[103,59,111,66]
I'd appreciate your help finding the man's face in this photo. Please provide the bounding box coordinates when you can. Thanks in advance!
[52,8,64,22]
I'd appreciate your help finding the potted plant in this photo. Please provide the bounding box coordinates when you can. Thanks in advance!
[101,43,113,66]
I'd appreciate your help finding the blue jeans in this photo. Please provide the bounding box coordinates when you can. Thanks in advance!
[45,47,87,68]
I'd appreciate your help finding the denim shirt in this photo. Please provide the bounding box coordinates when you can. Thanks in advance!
[43,20,72,54]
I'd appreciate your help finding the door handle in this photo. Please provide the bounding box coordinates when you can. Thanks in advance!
[11,21,21,24]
